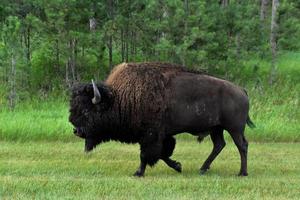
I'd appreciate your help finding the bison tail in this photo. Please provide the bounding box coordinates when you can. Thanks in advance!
[243,89,255,128]
[246,115,256,129]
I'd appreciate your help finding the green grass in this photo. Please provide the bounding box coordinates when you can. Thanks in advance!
[1,140,300,199]
[237,51,300,142]
[0,99,73,141]
[245,83,300,142]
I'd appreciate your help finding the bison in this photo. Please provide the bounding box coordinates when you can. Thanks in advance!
[69,62,255,177]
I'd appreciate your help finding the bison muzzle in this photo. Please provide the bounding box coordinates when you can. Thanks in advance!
[69,62,255,177]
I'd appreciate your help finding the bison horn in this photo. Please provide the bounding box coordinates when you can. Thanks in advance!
[92,79,101,104]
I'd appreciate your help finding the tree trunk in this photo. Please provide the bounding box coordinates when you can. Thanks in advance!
[184,0,189,33]
[55,38,60,74]
[220,0,229,7]
[260,0,269,58]
[82,46,85,58]
[130,31,135,61]
[70,39,77,83]
[25,27,31,63]
[9,54,16,110]
[89,18,97,31]
[125,25,129,62]
[121,29,125,62]
[74,39,79,81]
[182,0,189,66]
[65,61,70,88]
[260,0,269,21]
[107,0,114,69]
[236,33,241,59]
[269,0,279,85]
[108,36,113,69]
[22,26,31,88]
[65,39,77,87]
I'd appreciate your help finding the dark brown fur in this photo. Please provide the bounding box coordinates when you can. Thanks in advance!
[69,62,254,177]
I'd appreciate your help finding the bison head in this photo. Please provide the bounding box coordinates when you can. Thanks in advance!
[69,80,114,152]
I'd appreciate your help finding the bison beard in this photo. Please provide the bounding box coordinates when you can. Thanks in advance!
[69,62,255,177]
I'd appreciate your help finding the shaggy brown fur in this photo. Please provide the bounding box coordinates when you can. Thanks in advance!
[106,62,200,130]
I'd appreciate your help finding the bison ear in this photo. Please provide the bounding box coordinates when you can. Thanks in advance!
[92,79,101,104]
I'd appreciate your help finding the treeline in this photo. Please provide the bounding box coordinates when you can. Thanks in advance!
[0,0,299,107]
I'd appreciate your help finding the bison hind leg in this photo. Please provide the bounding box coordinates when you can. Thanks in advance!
[200,127,225,175]
[228,129,248,176]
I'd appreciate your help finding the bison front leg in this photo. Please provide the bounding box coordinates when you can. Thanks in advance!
[134,143,162,177]
[133,160,147,177]
[134,133,163,177]
[161,136,182,173]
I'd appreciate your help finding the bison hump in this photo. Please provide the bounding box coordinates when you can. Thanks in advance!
[106,62,176,127]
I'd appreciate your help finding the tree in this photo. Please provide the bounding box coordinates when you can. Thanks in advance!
[270,0,279,85]
[260,0,269,21]
[107,0,114,69]
[2,16,22,110]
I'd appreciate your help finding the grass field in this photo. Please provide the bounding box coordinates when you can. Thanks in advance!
[1,140,300,199]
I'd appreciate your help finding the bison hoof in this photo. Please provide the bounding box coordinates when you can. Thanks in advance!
[199,168,209,175]
[238,172,248,176]
[174,162,182,173]
[133,171,144,177]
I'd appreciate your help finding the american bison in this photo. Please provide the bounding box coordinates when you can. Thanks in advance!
[69,62,255,177]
